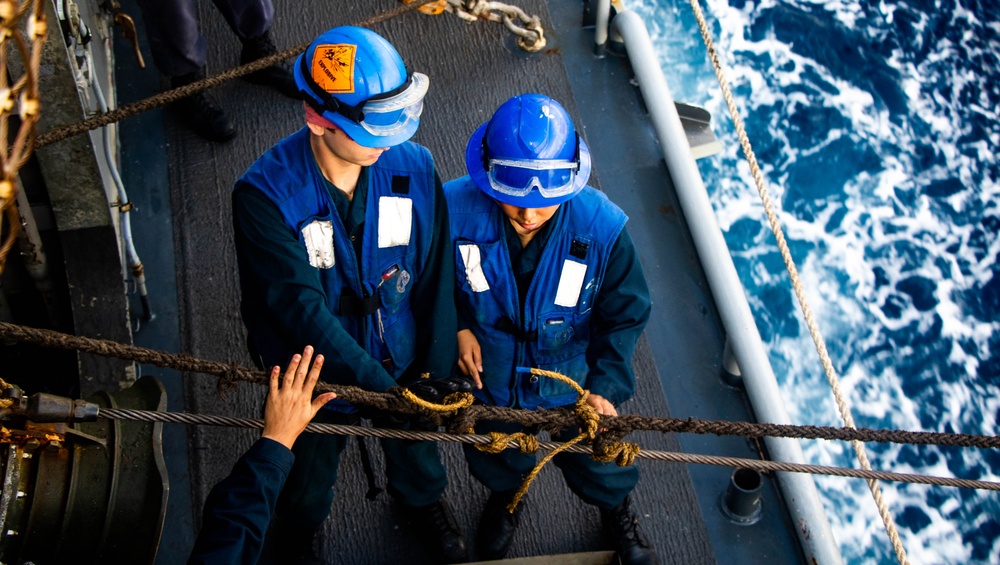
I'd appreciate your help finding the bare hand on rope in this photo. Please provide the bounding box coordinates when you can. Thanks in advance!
[261,346,337,449]
[457,329,484,388]
[586,393,618,418]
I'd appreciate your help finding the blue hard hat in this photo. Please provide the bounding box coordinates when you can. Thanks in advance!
[465,94,591,208]
[294,26,429,148]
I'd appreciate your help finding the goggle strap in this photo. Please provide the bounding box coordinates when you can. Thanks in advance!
[298,53,369,124]
[482,130,583,172]
[366,72,413,102]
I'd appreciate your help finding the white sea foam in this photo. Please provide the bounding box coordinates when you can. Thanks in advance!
[636,0,1000,562]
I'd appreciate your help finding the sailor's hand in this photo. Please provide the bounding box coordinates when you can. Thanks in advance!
[586,393,618,417]
[262,346,337,449]
[457,329,483,389]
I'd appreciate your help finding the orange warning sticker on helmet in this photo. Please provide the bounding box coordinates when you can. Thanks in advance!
[311,44,356,94]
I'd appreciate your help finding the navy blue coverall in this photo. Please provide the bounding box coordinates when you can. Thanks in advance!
[460,206,652,509]
[134,0,274,77]
[188,438,292,565]
[232,167,456,531]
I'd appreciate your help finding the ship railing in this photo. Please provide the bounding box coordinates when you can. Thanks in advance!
[594,3,845,564]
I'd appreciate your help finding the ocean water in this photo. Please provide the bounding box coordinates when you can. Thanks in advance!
[632,0,1000,563]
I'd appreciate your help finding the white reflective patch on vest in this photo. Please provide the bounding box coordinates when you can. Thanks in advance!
[554,259,587,307]
[301,220,335,269]
[377,196,413,248]
[459,244,490,292]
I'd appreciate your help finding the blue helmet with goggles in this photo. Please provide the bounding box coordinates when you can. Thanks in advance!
[294,26,428,148]
[465,93,591,208]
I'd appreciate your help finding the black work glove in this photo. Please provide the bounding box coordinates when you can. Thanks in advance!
[405,375,474,404]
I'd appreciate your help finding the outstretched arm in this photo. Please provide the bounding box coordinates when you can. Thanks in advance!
[188,348,336,565]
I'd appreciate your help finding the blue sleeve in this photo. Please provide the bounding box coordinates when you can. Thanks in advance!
[404,171,458,381]
[233,185,397,392]
[585,227,652,406]
[188,438,294,565]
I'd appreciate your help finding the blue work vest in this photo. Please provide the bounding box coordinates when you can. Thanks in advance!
[239,128,435,381]
[445,177,627,409]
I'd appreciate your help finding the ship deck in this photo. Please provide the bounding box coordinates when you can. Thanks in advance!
[113,1,806,563]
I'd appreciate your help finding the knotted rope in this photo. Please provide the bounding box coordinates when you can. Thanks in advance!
[473,368,641,512]
[5,322,1000,450]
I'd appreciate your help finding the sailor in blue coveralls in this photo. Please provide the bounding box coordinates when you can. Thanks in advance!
[444,94,658,565]
[232,27,468,564]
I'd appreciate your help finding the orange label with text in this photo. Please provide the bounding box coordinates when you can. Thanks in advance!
[311,44,356,94]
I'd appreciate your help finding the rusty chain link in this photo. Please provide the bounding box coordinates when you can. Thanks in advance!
[427,0,546,51]
[0,0,45,276]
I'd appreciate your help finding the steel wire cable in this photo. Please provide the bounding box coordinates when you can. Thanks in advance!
[99,407,1000,492]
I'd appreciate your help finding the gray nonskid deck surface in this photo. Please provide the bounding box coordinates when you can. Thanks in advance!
[164,1,712,563]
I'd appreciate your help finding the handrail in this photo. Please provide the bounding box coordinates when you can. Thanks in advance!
[609,9,845,565]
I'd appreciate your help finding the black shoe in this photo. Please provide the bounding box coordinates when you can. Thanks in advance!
[170,71,236,142]
[272,522,324,565]
[600,497,659,565]
[240,30,302,99]
[477,489,523,561]
[407,499,468,564]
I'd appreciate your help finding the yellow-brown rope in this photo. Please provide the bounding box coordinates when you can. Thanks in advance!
[483,368,641,513]
[398,389,475,412]
[686,1,908,563]
[476,431,539,454]
[0,376,14,409]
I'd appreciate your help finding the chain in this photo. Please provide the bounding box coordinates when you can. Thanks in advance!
[0,0,46,276]
[442,0,546,52]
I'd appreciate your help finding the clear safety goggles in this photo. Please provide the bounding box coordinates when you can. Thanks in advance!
[359,72,429,137]
[486,157,580,198]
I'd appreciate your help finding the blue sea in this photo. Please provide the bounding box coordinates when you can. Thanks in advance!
[633,0,1000,563]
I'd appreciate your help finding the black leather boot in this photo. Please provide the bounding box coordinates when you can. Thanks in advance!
[476,489,523,561]
[407,499,468,564]
[600,496,659,565]
[170,70,236,142]
[240,30,301,99]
